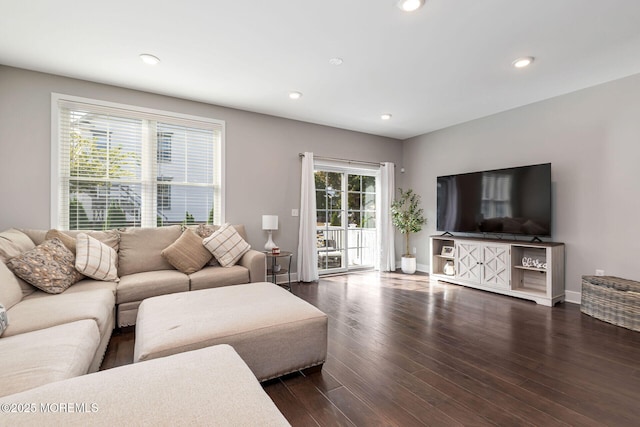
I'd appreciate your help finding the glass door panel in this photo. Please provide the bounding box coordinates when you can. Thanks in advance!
[316,171,345,272]
[347,174,376,269]
[315,169,377,274]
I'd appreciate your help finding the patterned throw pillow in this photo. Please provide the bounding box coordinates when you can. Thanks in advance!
[6,238,83,294]
[0,303,8,337]
[195,223,217,238]
[203,223,251,267]
[194,224,220,266]
[162,228,213,274]
[75,233,120,282]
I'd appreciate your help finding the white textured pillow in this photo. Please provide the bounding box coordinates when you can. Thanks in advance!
[0,303,8,336]
[75,233,120,282]
[203,223,251,267]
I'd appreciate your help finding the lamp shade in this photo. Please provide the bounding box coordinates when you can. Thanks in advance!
[262,215,278,231]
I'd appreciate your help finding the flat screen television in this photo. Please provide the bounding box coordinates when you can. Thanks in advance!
[437,163,552,237]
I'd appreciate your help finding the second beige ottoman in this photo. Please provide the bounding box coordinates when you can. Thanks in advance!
[134,282,328,381]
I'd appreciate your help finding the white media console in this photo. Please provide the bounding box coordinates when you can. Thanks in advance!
[430,235,565,306]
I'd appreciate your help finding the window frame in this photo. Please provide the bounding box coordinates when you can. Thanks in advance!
[51,93,226,229]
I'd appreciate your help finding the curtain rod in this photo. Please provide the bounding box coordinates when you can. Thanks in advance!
[298,153,386,167]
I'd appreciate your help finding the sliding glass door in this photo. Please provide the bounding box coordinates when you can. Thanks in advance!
[315,168,377,274]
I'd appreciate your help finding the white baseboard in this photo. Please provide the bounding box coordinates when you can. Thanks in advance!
[272,272,297,285]
[564,290,581,305]
[417,263,429,273]
[394,259,429,273]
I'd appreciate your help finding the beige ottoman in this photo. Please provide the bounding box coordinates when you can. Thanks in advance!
[134,282,328,381]
[0,345,290,426]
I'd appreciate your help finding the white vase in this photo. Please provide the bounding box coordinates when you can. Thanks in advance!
[401,256,417,274]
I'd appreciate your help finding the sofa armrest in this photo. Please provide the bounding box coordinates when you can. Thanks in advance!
[239,250,266,283]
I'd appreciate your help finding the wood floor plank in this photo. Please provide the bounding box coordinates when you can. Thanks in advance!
[101,271,640,426]
[284,378,356,427]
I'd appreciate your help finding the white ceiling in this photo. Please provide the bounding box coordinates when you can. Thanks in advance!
[2,1,640,140]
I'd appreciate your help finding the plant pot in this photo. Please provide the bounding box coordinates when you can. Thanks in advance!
[401,256,417,274]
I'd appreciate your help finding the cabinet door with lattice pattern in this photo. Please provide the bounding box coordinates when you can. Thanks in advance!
[482,244,510,289]
[456,243,481,282]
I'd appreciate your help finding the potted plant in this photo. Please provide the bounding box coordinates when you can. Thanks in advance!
[391,188,427,274]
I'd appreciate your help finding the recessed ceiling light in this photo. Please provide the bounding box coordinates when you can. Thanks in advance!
[381,113,392,120]
[289,91,302,100]
[512,56,534,68]
[397,0,425,12]
[329,57,343,66]
[139,53,160,65]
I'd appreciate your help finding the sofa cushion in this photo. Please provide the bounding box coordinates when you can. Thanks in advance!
[0,229,37,297]
[203,223,251,267]
[45,229,77,254]
[118,225,182,276]
[0,228,35,262]
[161,228,212,274]
[17,228,47,246]
[116,270,189,304]
[0,260,22,310]
[189,265,250,291]
[24,278,117,298]
[6,238,83,294]
[75,233,119,282]
[63,229,120,252]
[0,320,100,398]
[3,288,114,338]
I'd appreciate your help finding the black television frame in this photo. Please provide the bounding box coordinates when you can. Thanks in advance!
[436,163,552,238]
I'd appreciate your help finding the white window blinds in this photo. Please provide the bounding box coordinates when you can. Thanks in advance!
[53,95,224,230]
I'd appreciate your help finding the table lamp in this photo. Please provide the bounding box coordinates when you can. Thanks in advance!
[262,215,278,250]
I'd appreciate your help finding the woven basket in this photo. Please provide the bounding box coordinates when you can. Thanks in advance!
[581,276,640,332]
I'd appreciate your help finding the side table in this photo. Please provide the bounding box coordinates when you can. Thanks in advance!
[264,251,293,291]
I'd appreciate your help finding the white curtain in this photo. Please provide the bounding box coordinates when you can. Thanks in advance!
[297,152,319,282]
[377,162,395,271]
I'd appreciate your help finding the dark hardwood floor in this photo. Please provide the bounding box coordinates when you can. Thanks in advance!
[102,272,640,426]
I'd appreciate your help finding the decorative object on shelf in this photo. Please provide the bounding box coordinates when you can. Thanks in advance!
[391,188,427,274]
[443,260,455,276]
[522,257,546,269]
[273,264,281,273]
[441,246,454,257]
[271,246,280,255]
[262,215,278,250]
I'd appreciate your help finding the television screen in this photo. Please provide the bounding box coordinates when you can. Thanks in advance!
[437,163,551,236]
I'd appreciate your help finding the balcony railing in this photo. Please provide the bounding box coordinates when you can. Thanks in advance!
[317,226,376,270]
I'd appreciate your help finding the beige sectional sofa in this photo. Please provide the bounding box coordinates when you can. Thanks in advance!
[0,224,266,399]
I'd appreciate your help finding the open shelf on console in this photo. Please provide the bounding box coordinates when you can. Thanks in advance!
[430,237,455,275]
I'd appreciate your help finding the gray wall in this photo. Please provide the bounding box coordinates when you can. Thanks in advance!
[3,63,639,296]
[0,65,402,274]
[402,72,640,298]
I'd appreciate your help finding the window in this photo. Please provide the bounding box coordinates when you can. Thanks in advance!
[53,94,224,230]
[157,177,173,210]
[157,131,172,163]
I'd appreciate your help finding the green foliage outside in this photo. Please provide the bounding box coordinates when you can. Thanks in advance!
[181,211,195,226]
[105,203,127,229]
[68,132,139,230]
[391,188,427,256]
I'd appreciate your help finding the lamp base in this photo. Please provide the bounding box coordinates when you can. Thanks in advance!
[264,231,277,250]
